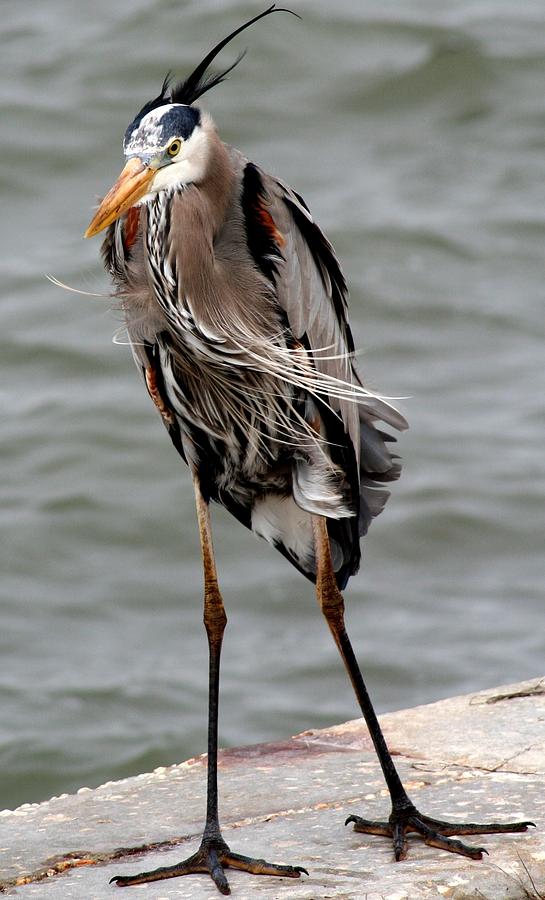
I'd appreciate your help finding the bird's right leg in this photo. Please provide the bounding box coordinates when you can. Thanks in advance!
[112,473,306,895]
[311,515,533,861]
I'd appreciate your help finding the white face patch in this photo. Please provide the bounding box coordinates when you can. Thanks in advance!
[135,120,211,201]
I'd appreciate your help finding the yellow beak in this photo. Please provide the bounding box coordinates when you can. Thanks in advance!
[84,158,157,238]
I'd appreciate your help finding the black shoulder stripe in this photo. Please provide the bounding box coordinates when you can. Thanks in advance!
[241,163,284,283]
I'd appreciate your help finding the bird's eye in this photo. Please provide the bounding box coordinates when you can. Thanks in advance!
[167,139,182,157]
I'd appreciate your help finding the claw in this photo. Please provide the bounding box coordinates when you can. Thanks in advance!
[345,814,391,836]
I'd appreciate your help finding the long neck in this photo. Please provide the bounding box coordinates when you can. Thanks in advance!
[165,132,234,296]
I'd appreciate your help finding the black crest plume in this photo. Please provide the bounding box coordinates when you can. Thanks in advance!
[128,73,173,133]
[171,4,299,106]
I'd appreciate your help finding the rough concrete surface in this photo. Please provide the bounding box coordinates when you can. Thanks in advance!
[1,678,544,899]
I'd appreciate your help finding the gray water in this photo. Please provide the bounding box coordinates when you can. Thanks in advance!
[1,0,544,814]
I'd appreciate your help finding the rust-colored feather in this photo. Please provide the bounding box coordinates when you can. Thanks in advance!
[123,207,141,252]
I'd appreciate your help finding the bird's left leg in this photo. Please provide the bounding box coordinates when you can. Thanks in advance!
[311,515,533,861]
[112,475,306,894]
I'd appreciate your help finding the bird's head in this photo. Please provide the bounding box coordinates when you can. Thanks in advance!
[84,92,212,239]
[85,4,298,239]
[123,103,206,190]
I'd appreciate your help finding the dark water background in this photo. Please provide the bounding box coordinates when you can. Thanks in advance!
[1,0,544,812]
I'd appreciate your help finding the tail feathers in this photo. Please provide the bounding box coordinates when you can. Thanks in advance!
[358,419,403,539]
[246,414,405,589]
[249,491,356,589]
[360,422,399,473]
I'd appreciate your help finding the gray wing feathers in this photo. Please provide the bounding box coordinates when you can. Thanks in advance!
[259,171,407,464]
[260,176,359,463]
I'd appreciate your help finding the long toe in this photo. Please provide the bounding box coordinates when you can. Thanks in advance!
[416,814,535,836]
[410,817,487,860]
[224,851,308,877]
[208,848,231,895]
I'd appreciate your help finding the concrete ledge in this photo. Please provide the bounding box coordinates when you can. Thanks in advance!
[2,678,545,898]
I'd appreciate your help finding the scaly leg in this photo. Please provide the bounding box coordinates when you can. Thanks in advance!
[311,515,533,861]
[112,476,307,894]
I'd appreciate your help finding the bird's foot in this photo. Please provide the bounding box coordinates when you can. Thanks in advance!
[346,802,534,861]
[110,834,308,895]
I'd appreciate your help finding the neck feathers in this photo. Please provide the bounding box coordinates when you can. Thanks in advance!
[164,128,234,287]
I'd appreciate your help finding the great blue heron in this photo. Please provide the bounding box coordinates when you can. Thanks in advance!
[84,5,532,894]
